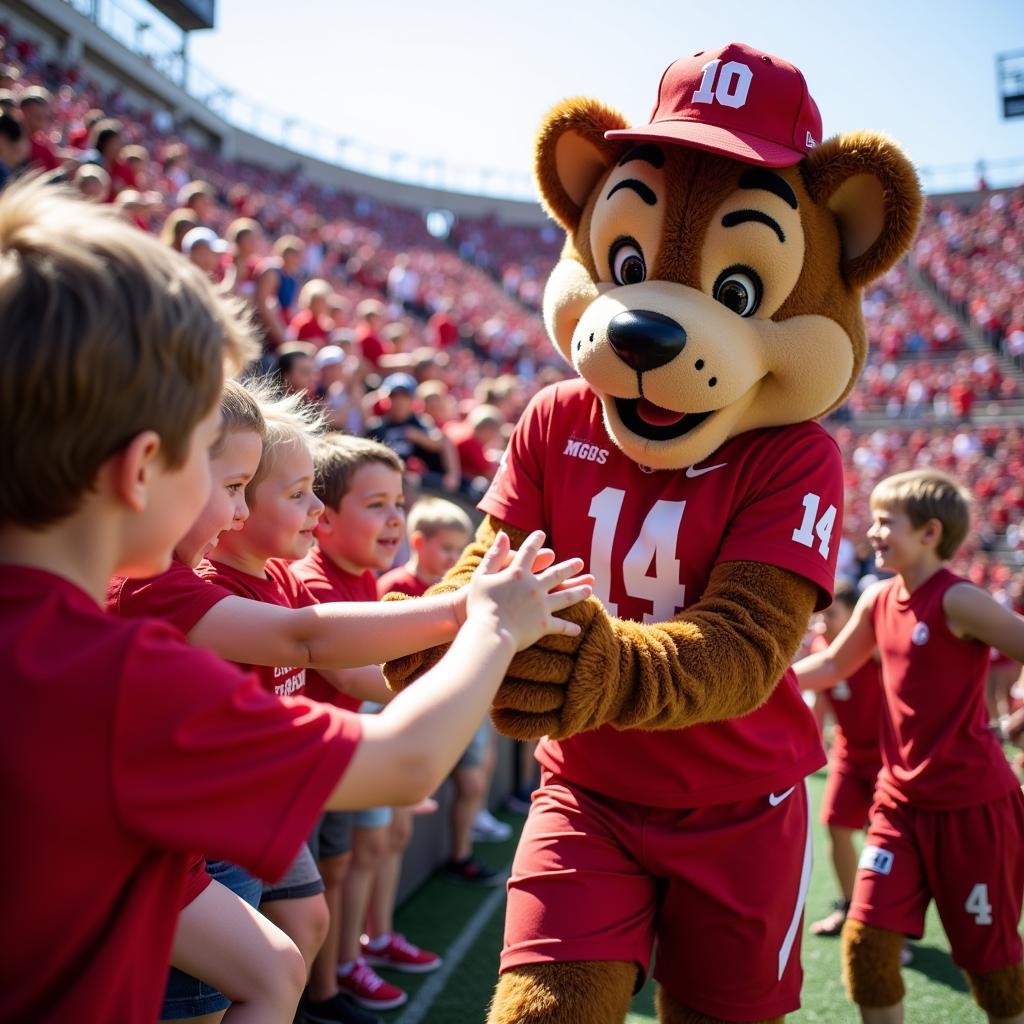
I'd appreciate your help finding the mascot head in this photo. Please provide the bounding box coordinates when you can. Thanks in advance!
[535,42,923,469]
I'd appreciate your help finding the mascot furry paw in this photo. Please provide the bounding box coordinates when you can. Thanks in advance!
[386,42,922,1022]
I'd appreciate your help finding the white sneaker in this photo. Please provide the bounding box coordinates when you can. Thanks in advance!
[472,808,513,843]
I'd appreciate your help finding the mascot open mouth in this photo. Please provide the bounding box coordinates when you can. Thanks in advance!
[614,397,713,441]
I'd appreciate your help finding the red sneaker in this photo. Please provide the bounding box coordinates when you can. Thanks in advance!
[361,932,442,974]
[336,958,408,1010]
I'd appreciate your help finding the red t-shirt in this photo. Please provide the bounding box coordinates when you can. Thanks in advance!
[29,133,61,172]
[291,547,378,711]
[290,309,329,345]
[1,566,361,1023]
[479,379,839,807]
[812,634,883,771]
[106,557,231,635]
[197,559,316,698]
[870,569,1019,809]
[355,324,391,368]
[444,419,494,479]
[377,564,429,598]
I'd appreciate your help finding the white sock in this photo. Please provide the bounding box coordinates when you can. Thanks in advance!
[338,959,359,976]
[366,932,392,951]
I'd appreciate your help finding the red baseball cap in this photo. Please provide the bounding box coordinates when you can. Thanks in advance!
[605,42,822,168]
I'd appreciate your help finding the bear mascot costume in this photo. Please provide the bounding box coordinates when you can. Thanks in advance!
[384,41,960,1023]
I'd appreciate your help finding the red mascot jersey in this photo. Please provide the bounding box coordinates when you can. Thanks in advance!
[480,379,841,808]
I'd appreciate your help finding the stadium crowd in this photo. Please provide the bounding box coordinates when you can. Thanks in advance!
[3,20,1024,1024]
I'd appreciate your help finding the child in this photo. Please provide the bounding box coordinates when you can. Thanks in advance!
[798,581,884,939]
[292,436,440,1013]
[794,470,1024,1024]
[379,497,511,881]
[0,179,591,1022]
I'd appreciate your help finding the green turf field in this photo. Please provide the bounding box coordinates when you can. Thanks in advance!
[388,768,993,1023]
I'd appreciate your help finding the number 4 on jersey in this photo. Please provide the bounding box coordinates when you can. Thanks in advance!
[791,492,837,559]
[965,883,993,925]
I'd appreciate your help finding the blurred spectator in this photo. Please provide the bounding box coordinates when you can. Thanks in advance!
[289,278,333,346]
[224,216,263,300]
[253,234,305,351]
[177,179,217,224]
[0,63,19,91]
[66,106,104,150]
[72,162,111,202]
[365,373,459,493]
[315,345,365,433]
[442,404,504,501]
[0,112,27,187]
[18,86,60,173]
[161,142,190,191]
[159,206,199,251]
[276,342,317,399]
[354,298,390,369]
[182,225,228,280]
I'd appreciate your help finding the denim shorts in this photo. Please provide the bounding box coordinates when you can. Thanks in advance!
[160,860,262,1019]
[260,841,325,902]
[354,805,393,829]
[456,720,492,770]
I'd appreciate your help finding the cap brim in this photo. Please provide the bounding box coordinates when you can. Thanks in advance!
[605,120,806,169]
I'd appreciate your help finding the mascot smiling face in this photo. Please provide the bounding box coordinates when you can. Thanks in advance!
[536,42,921,470]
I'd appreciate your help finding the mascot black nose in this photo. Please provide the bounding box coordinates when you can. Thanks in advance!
[607,310,687,373]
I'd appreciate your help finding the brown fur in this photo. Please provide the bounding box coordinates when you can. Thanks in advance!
[487,962,636,1024]
[965,962,1024,1018]
[841,919,906,1008]
[657,985,783,1023]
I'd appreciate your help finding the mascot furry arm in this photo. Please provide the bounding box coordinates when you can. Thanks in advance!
[384,98,921,744]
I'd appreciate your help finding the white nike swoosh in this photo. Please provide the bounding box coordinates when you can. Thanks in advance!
[685,462,727,478]
[768,786,796,807]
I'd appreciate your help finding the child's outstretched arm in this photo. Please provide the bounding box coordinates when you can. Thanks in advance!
[944,583,1024,662]
[187,590,466,671]
[324,531,591,811]
[793,583,881,693]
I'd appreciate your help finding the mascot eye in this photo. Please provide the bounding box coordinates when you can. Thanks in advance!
[610,240,647,286]
[713,267,762,317]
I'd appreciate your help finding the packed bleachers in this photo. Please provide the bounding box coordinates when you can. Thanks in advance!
[5,18,1024,593]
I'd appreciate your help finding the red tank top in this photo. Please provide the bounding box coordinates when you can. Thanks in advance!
[824,656,883,771]
[871,568,1018,809]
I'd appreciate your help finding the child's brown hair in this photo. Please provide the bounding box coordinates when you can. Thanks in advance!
[870,469,971,561]
[407,496,472,541]
[313,434,404,511]
[0,178,258,528]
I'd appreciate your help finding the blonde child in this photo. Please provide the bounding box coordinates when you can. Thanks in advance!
[794,470,1024,1024]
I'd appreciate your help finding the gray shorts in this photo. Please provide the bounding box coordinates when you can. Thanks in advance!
[260,842,324,902]
[354,805,393,829]
[456,720,492,770]
[310,811,355,861]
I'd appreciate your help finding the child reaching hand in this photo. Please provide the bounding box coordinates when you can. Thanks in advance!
[1,178,592,1023]
[794,469,1024,1024]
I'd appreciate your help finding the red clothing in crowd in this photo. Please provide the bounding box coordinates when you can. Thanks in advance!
[377,564,429,598]
[444,419,494,480]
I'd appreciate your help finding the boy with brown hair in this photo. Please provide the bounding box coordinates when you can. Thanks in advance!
[0,179,591,1023]
[293,434,439,1014]
[795,469,1024,1024]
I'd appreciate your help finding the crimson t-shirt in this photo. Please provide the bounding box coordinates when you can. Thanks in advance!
[106,557,231,635]
[197,559,316,698]
[377,564,429,598]
[811,634,883,771]
[1,566,361,1023]
[870,568,1019,809]
[291,547,378,711]
[479,379,839,807]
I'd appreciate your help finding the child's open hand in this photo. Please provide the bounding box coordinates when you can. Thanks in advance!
[467,531,593,652]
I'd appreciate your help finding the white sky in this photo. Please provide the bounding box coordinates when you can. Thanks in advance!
[143,0,1024,197]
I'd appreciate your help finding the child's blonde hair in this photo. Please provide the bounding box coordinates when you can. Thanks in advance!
[0,178,257,528]
[313,434,404,511]
[244,380,324,498]
[211,379,267,458]
[870,469,971,561]
[408,497,472,541]
[297,278,332,309]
